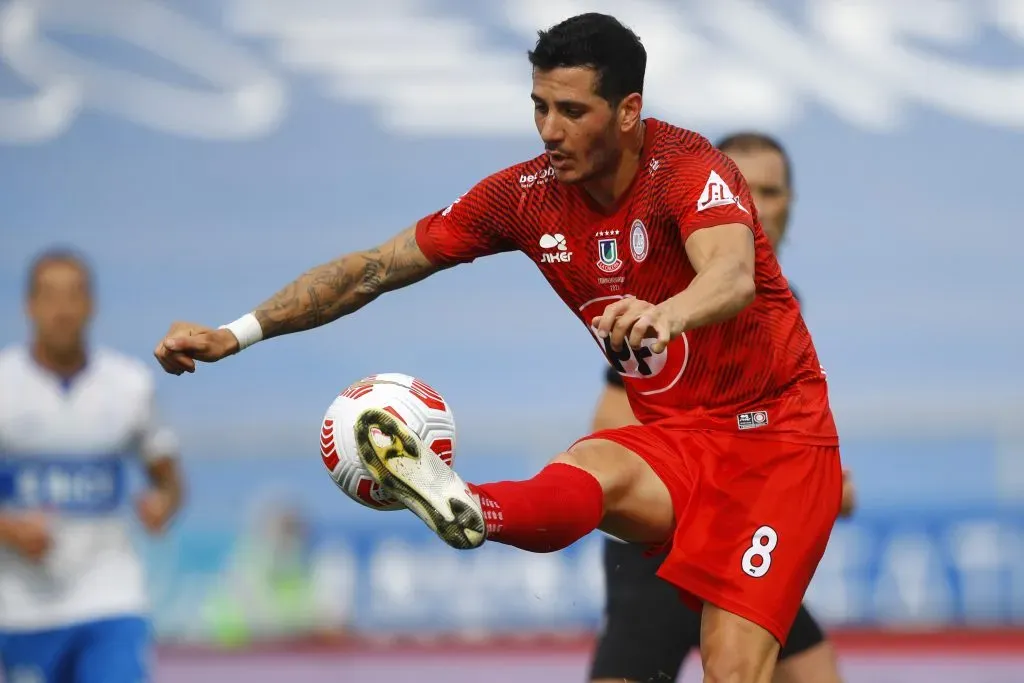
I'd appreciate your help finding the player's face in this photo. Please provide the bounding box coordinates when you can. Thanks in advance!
[27,261,93,356]
[726,148,791,249]
[531,67,628,184]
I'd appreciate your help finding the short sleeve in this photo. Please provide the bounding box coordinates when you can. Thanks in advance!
[668,149,756,242]
[415,170,519,266]
[136,376,179,461]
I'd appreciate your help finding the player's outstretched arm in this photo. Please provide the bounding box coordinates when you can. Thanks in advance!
[591,383,640,432]
[253,225,437,339]
[155,225,441,374]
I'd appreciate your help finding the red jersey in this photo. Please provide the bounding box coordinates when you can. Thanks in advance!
[416,119,837,445]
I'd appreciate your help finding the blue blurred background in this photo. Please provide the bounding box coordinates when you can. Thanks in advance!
[2,0,1024,678]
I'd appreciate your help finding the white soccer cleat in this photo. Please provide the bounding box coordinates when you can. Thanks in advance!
[353,407,486,549]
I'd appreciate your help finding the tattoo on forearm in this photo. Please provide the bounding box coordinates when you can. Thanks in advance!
[360,248,384,293]
[392,229,428,280]
[306,286,323,328]
[253,226,437,338]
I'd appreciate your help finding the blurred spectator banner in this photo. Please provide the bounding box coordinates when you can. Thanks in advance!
[141,458,1024,642]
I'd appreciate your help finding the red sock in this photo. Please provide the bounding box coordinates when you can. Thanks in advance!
[469,463,604,553]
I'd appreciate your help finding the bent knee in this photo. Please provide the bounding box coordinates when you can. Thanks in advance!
[554,439,641,501]
[555,439,674,543]
[557,440,659,509]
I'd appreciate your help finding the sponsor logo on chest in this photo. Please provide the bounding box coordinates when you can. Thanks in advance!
[538,233,572,263]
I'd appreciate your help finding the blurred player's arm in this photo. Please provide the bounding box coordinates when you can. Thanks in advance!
[840,469,856,517]
[0,512,51,562]
[255,225,440,339]
[0,441,50,561]
[137,456,184,535]
[592,370,639,431]
[135,383,186,534]
[660,223,756,332]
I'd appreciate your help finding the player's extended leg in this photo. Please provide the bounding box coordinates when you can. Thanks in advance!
[353,407,674,552]
[354,407,489,549]
[356,409,837,683]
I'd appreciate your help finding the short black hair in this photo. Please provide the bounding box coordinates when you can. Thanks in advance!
[528,13,646,105]
[715,132,793,188]
[26,247,93,297]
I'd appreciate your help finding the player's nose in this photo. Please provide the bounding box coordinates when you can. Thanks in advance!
[538,116,565,146]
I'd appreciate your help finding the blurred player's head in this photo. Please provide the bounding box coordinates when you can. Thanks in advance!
[25,248,94,364]
[529,13,646,185]
[716,133,793,249]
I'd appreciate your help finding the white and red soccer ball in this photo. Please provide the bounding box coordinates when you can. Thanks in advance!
[319,373,456,511]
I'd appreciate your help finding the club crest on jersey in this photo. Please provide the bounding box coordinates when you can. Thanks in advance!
[595,230,623,273]
[629,219,649,263]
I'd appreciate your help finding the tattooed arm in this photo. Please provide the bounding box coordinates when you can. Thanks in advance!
[154,225,446,374]
[154,165,515,376]
[255,225,440,339]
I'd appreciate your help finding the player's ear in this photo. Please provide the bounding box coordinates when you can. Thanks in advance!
[617,93,642,133]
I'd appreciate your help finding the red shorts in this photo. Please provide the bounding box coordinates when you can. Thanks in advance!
[578,425,843,645]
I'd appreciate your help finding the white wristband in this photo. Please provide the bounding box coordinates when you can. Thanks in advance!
[219,313,263,351]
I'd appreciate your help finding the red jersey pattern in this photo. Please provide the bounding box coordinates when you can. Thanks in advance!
[416,119,837,445]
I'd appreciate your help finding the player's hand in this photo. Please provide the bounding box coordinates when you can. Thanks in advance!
[839,468,856,518]
[7,512,52,563]
[136,490,178,535]
[154,321,239,375]
[591,297,681,354]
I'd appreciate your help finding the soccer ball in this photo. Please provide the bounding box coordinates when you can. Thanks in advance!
[319,373,456,511]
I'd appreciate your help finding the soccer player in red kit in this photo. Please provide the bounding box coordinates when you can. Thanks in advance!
[154,14,843,683]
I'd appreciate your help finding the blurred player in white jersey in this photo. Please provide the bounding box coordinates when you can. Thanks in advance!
[0,249,184,682]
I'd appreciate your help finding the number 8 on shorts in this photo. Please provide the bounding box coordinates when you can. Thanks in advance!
[741,525,778,578]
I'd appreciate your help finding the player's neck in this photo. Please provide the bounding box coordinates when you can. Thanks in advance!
[581,122,646,211]
[31,339,88,381]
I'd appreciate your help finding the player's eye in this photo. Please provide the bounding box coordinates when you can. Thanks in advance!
[563,107,584,119]
[533,103,548,115]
